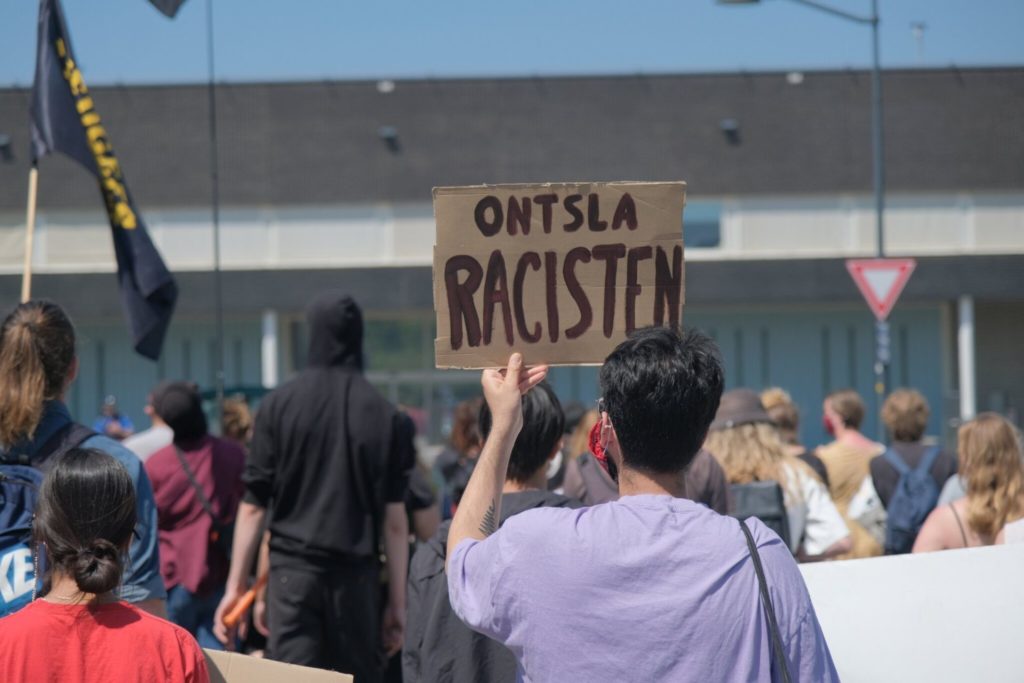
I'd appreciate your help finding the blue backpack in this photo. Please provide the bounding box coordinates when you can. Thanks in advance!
[0,423,95,616]
[0,464,44,615]
[883,446,941,555]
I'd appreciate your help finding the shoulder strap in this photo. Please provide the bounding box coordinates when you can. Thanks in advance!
[174,445,218,523]
[59,423,97,454]
[883,448,911,476]
[740,519,793,683]
[2,422,96,468]
[916,446,942,475]
[949,503,969,548]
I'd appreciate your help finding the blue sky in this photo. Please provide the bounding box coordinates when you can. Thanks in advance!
[2,0,1023,86]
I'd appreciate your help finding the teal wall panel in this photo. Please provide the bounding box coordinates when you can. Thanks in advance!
[62,305,946,449]
[68,318,263,431]
[547,304,948,451]
[687,305,946,449]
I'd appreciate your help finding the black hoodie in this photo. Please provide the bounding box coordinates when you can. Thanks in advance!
[243,293,413,562]
[403,490,581,682]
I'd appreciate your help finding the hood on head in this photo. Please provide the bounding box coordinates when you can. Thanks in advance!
[307,292,364,369]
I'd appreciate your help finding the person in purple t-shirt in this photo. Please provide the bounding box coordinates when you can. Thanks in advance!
[446,327,839,683]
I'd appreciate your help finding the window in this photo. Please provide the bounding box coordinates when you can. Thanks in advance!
[684,201,721,248]
[364,318,431,371]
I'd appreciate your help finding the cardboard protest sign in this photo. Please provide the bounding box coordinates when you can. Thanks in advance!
[433,182,686,368]
[204,650,353,683]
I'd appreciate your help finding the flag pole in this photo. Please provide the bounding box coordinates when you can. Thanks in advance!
[21,165,39,303]
[205,0,226,416]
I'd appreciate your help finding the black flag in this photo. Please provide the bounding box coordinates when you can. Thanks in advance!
[147,0,188,19]
[30,0,177,361]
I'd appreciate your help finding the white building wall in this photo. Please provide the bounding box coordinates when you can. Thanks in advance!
[2,193,1023,274]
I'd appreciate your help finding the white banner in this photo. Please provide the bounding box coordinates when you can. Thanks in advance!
[801,543,1024,682]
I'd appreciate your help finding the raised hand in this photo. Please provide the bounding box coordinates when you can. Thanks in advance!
[480,353,549,436]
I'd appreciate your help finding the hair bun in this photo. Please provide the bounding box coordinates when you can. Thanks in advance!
[72,538,122,595]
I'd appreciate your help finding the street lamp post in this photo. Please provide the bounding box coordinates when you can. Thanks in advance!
[720,0,889,438]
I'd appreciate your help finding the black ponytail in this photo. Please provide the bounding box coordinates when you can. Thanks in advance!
[34,448,136,596]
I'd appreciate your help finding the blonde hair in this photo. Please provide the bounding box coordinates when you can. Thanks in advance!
[761,388,799,445]
[959,413,1024,540]
[221,396,253,445]
[705,422,809,504]
[0,301,76,445]
[567,409,599,461]
[882,389,929,442]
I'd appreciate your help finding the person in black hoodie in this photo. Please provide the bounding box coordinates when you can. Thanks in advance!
[403,381,578,683]
[213,293,413,681]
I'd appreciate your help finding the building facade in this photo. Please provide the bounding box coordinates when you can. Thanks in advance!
[1,67,1022,446]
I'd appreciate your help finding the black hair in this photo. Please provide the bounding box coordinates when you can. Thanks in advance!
[479,381,565,483]
[34,448,137,596]
[562,400,587,435]
[153,381,208,442]
[599,326,724,474]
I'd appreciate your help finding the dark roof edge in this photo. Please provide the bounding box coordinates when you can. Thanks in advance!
[2,64,1021,93]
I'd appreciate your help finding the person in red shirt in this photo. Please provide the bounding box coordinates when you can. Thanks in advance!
[0,447,208,682]
[145,381,246,649]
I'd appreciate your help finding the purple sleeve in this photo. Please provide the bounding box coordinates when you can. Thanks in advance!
[446,534,514,643]
[785,605,840,682]
[752,518,839,682]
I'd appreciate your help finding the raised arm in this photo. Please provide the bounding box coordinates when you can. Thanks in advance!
[381,502,410,657]
[445,353,547,571]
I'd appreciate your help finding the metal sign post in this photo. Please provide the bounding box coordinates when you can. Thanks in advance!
[874,319,891,435]
[847,259,916,440]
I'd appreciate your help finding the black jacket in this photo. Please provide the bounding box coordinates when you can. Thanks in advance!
[243,293,413,562]
[403,490,581,682]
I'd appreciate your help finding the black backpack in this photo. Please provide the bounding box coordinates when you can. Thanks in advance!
[883,446,941,554]
[730,481,792,552]
[0,423,95,616]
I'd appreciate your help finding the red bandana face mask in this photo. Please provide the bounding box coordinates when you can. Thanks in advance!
[823,415,836,436]
[589,419,618,482]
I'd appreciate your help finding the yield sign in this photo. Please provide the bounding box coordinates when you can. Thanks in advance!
[846,258,916,321]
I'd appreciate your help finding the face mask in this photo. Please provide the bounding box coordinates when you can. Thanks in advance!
[823,415,836,436]
[589,420,619,483]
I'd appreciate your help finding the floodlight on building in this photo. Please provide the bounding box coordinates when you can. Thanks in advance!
[378,125,401,153]
[0,133,12,162]
[719,118,741,145]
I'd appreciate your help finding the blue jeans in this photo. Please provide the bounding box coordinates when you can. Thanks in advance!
[167,584,225,650]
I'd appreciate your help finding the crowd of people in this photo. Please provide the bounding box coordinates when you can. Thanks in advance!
[0,295,1022,682]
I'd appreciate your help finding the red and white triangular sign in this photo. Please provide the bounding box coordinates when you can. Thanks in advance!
[846,258,916,321]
